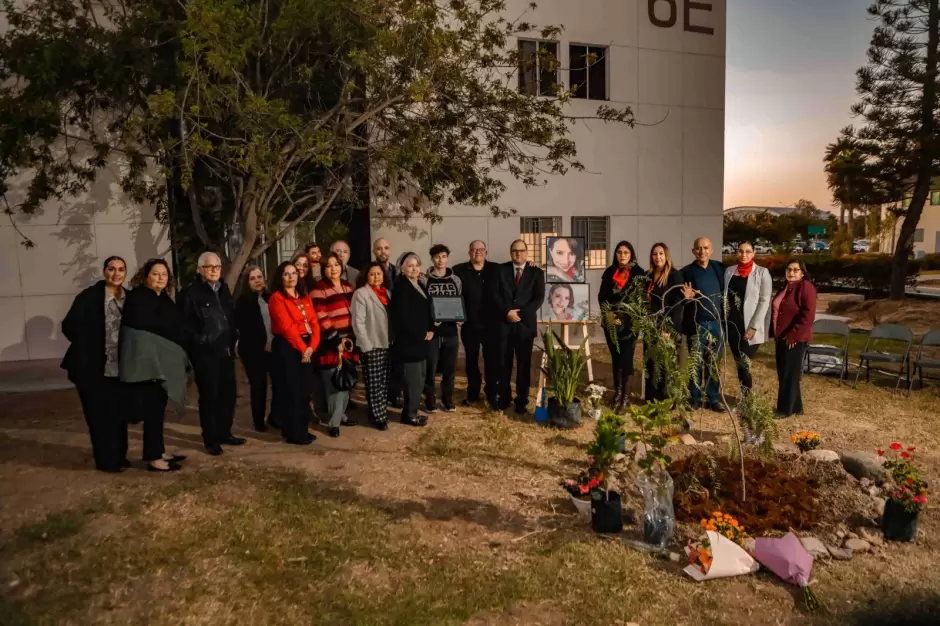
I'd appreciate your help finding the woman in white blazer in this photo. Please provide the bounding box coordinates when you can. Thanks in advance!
[350,263,392,430]
[723,242,772,393]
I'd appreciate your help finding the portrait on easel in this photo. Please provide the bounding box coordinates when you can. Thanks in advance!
[545,236,585,283]
[540,283,591,322]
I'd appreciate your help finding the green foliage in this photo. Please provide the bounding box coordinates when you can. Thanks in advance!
[0,0,634,287]
[624,400,681,476]
[540,330,586,407]
[723,205,836,247]
[600,277,691,414]
[587,412,625,480]
[736,390,778,457]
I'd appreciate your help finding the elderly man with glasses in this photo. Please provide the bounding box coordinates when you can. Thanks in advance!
[178,251,245,455]
[453,240,502,407]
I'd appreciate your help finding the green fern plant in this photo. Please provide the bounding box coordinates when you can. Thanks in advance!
[737,390,778,457]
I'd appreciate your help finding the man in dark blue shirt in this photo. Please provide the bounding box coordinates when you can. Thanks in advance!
[681,237,726,412]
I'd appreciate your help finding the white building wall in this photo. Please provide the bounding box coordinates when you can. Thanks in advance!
[0,166,170,362]
[373,0,727,308]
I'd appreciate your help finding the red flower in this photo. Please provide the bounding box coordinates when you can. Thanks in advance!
[890,442,902,451]
[579,485,589,495]
[901,451,910,459]
[877,449,885,456]
[908,478,914,484]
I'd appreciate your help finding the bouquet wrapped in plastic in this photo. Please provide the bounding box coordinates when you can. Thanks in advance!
[684,512,758,581]
[752,533,822,611]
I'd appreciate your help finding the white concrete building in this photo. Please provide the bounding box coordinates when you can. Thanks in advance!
[0,167,170,362]
[879,185,940,256]
[373,0,727,312]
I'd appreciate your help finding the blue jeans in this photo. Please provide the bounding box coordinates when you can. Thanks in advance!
[688,321,723,406]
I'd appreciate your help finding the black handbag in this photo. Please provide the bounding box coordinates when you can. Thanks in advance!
[331,337,358,391]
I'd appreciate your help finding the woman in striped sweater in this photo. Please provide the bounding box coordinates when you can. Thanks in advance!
[311,252,358,437]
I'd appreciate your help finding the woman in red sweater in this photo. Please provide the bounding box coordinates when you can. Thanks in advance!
[311,253,358,438]
[268,261,321,445]
[770,259,817,418]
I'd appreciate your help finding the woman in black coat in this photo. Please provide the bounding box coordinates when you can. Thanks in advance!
[121,258,186,472]
[235,266,274,432]
[598,240,645,410]
[389,252,434,427]
[61,256,130,472]
[644,242,685,402]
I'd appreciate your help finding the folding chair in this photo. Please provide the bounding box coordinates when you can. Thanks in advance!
[804,319,851,384]
[852,323,913,393]
[910,330,940,395]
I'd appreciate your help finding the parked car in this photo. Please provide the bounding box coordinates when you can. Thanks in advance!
[721,244,735,254]
[754,244,773,255]
[852,240,870,253]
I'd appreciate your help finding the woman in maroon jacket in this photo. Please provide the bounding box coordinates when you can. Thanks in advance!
[770,259,817,417]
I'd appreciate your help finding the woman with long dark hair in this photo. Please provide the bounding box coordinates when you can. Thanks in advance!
[311,252,358,437]
[61,256,130,472]
[644,243,685,402]
[771,259,817,417]
[351,262,391,430]
[120,258,188,471]
[235,265,273,432]
[598,240,645,409]
[268,261,321,444]
[723,242,772,393]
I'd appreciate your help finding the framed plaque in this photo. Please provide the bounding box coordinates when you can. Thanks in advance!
[431,296,466,322]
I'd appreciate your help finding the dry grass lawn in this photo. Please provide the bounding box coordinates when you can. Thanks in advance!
[1,334,939,625]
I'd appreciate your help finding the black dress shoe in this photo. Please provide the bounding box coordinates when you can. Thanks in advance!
[328,427,340,438]
[253,423,267,433]
[341,418,358,427]
[708,401,728,413]
[222,436,247,446]
[163,455,187,463]
[373,420,389,431]
[206,445,223,456]
[121,459,132,469]
[514,405,528,415]
[402,416,428,427]
[147,461,182,472]
[97,466,124,474]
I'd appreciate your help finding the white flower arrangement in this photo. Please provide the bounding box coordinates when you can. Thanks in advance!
[585,384,607,419]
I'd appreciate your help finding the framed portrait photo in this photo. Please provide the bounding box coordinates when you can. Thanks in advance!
[540,283,591,323]
[545,236,586,283]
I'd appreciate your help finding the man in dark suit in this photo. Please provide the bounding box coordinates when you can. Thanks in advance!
[496,239,545,413]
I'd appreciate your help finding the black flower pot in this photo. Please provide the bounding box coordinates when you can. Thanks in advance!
[564,398,582,426]
[882,498,919,542]
[548,397,581,428]
[591,490,623,534]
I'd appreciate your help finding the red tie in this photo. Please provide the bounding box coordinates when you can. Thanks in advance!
[515,267,522,285]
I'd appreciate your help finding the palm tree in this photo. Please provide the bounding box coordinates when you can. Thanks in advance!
[824,132,876,252]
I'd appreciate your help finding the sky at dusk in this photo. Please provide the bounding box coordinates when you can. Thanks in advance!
[724,0,875,211]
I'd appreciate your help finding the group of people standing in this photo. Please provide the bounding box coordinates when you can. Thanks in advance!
[597,237,817,418]
[62,232,817,474]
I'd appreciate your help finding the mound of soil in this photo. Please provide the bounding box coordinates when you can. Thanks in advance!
[669,454,822,533]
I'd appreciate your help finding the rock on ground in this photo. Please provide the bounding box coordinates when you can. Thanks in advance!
[678,434,696,445]
[859,528,885,547]
[803,449,840,462]
[872,497,886,518]
[799,536,830,558]
[828,546,854,561]
[840,451,888,485]
[844,538,872,553]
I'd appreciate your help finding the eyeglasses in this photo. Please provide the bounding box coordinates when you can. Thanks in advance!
[470,248,486,253]
[510,248,526,253]
[786,268,802,273]
[283,271,298,277]
[202,265,222,271]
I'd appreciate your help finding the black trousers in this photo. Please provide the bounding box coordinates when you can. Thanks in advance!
[643,340,668,403]
[191,352,237,448]
[775,340,807,416]
[727,322,760,391]
[461,325,498,402]
[127,381,168,461]
[241,351,270,428]
[425,334,459,407]
[402,360,426,421]
[271,336,312,442]
[75,376,128,471]
[501,330,534,410]
[605,329,637,381]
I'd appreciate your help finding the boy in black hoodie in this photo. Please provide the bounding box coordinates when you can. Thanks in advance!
[422,244,463,412]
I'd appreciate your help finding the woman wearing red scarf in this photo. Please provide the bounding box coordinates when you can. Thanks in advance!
[722,241,772,393]
[350,262,392,430]
[598,240,644,410]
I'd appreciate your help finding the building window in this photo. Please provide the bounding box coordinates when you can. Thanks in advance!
[518,40,558,97]
[569,44,608,100]
[931,191,940,205]
[914,228,925,243]
[571,216,609,268]
[520,216,561,267]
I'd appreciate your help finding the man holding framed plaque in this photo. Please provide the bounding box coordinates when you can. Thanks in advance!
[423,244,464,412]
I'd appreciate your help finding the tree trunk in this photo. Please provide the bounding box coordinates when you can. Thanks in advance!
[848,205,855,245]
[890,0,938,300]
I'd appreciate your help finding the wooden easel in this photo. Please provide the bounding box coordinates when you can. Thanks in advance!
[535,319,594,407]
